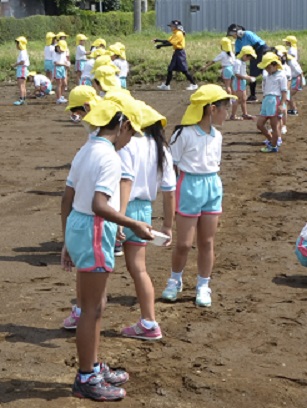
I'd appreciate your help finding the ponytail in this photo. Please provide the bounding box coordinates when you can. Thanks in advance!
[144,121,167,174]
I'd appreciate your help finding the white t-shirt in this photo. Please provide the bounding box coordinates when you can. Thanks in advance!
[53,51,67,65]
[233,59,247,77]
[288,58,303,78]
[17,50,30,66]
[76,45,87,61]
[170,125,222,174]
[283,63,292,81]
[118,135,176,202]
[113,59,129,77]
[263,70,288,97]
[288,47,298,60]
[66,135,121,215]
[213,51,235,67]
[81,59,95,78]
[44,45,55,60]
[34,74,51,88]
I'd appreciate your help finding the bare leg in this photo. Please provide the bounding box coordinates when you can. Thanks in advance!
[172,214,198,273]
[257,116,272,141]
[269,116,282,147]
[196,214,219,278]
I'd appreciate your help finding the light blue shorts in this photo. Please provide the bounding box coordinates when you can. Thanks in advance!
[120,77,127,89]
[176,172,223,217]
[260,95,282,117]
[65,209,117,272]
[75,60,86,72]
[291,76,302,91]
[222,66,234,80]
[42,83,52,95]
[44,60,54,72]
[123,199,152,246]
[295,236,307,267]
[80,77,92,86]
[16,66,28,79]
[232,77,246,92]
[54,66,66,79]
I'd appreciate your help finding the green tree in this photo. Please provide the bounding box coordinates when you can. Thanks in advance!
[54,0,79,14]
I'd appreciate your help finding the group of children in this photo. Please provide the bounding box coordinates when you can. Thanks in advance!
[12,32,129,106]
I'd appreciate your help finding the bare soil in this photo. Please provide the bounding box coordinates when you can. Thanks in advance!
[0,83,307,408]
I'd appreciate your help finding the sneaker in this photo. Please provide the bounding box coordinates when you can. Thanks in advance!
[281,125,287,135]
[260,144,278,153]
[56,98,67,104]
[196,286,212,307]
[157,83,171,91]
[63,305,80,330]
[13,99,25,106]
[161,278,183,301]
[121,320,162,340]
[186,84,198,91]
[246,95,258,103]
[277,137,282,147]
[49,90,55,95]
[114,241,123,257]
[263,139,270,146]
[287,109,298,116]
[72,373,126,401]
[98,363,129,386]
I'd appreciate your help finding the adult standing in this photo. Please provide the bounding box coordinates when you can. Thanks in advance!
[227,24,269,102]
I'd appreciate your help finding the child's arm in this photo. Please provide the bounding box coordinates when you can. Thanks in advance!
[201,61,215,71]
[278,90,287,115]
[61,186,75,271]
[117,178,132,240]
[236,73,255,82]
[12,60,25,68]
[161,191,175,246]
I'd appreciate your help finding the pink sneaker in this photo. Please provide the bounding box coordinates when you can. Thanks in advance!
[121,320,162,340]
[63,306,80,330]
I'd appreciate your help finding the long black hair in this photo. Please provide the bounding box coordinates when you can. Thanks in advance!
[143,121,167,174]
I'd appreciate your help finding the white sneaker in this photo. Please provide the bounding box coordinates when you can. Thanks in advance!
[277,137,282,147]
[186,84,198,91]
[49,90,55,95]
[157,83,170,91]
[56,98,67,104]
[196,286,212,307]
[281,125,287,135]
[161,278,183,301]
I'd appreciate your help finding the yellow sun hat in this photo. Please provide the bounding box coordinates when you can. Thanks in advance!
[89,48,107,59]
[94,66,121,91]
[275,45,294,60]
[92,38,107,48]
[113,42,126,59]
[65,85,102,111]
[83,98,142,134]
[257,52,283,70]
[181,84,237,125]
[91,55,113,73]
[76,33,88,45]
[15,36,27,50]
[57,40,68,52]
[220,37,232,53]
[109,44,123,58]
[282,35,298,47]
[136,100,167,129]
[237,45,257,59]
[27,71,37,77]
[45,32,56,46]
[56,31,69,39]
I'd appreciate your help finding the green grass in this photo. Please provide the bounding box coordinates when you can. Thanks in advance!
[1,29,306,84]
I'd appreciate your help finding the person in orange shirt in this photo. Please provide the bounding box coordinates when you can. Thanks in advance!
[154,20,198,91]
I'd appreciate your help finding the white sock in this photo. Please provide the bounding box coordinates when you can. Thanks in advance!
[171,271,183,283]
[75,307,81,317]
[197,276,210,288]
[79,372,95,382]
[141,319,158,330]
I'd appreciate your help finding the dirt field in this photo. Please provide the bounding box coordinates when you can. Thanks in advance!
[0,83,307,408]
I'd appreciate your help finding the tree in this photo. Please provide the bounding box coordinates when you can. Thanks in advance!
[54,0,79,14]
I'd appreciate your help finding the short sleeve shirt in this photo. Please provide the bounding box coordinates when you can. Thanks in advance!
[17,50,30,66]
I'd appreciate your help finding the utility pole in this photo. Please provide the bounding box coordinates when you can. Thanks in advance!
[134,0,141,32]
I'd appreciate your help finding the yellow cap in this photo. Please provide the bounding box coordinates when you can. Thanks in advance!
[46,32,56,46]
[76,34,88,45]
[91,55,113,73]
[181,84,237,125]
[257,52,283,70]
[57,40,68,52]
[220,37,232,53]
[56,32,69,39]
[89,48,106,59]
[237,45,257,59]
[282,35,297,46]
[275,45,287,54]
[28,71,37,77]
[94,66,121,91]
[83,98,142,134]
[15,36,27,50]
[92,38,106,48]
[136,100,167,129]
[65,85,102,111]
[113,42,126,59]
[109,44,122,57]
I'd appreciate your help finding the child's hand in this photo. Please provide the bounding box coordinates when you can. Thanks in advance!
[249,76,256,82]
[131,222,154,240]
[278,105,286,114]
[116,226,126,241]
[61,245,74,272]
[160,226,172,246]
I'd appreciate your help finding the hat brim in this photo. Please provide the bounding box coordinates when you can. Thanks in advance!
[257,60,283,70]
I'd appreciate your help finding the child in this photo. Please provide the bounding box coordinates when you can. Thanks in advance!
[44,32,56,81]
[109,44,129,89]
[75,34,90,84]
[287,52,304,116]
[93,65,121,98]
[61,97,153,401]
[91,38,107,51]
[27,71,52,97]
[65,84,102,125]
[202,37,235,94]
[12,36,30,106]
[230,45,257,120]
[116,100,176,340]
[256,52,287,153]
[154,20,198,91]
[282,35,298,60]
[53,40,69,104]
[56,32,70,91]
[161,84,237,306]
[80,49,105,87]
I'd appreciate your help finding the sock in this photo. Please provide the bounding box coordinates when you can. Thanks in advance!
[79,370,95,382]
[141,319,158,330]
[75,307,81,317]
[93,362,100,374]
[171,271,183,284]
[197,276,210,288]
